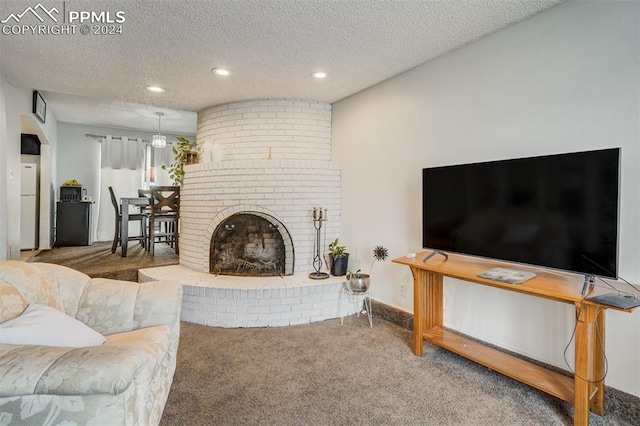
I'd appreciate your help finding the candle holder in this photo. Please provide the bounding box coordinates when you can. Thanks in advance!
[309,207,329,280]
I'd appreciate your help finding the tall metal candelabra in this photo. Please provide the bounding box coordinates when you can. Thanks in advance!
[309,207,329,280]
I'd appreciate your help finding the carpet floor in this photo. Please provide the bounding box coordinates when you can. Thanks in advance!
[28,241,178,281]
[161,318,639,426]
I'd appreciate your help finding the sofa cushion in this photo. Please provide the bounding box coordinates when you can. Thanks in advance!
[0,261,64,311]
[0,325,171,397]
[0,280,27,324]
[0,304,105,348]
[28,263,91,318]
[76,278,140,335]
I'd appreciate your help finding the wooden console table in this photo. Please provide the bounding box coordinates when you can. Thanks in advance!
[393,252,638,425]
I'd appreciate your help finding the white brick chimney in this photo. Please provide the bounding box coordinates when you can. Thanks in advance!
[179,99,341,275]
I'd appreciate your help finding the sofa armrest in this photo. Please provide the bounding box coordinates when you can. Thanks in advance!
[133,280,182,331]
[0,325,172,398]
[77,279,182,336]
[133,280,183,354]
[0,344,136,397]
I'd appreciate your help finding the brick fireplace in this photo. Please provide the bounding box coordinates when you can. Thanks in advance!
[179,99,341,275]
[142,99,365,328]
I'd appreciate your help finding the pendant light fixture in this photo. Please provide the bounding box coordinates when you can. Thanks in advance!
[152,112,167,148]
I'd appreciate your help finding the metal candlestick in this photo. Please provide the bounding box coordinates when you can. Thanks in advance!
[309,207,329,280]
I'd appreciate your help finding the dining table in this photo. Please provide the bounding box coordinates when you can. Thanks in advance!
[120,196,149,257]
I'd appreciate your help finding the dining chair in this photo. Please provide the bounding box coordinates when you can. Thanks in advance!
[148,185,180,256]
[108,186,148,254]
[137,189,152,215]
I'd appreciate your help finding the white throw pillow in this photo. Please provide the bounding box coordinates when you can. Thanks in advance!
[0,304,106,347]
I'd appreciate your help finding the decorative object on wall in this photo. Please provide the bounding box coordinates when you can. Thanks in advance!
[186,150,198,165]
[372,245,389,268]
[32,90,46,123]
[309,207,329,280]
[162,136,195,186]
[152,112,167,148]
[201,141,223,163]
[201,140,213,162]
[211,142,223,161]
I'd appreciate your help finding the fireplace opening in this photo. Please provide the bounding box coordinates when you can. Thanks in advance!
[210,212,293,276]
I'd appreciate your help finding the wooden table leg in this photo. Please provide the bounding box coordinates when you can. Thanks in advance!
[121,199,129,257]
[591,307,605,416]
[425,270,443,338]
[411,267,426,356]
[574,302,600,425]
[411,268,444,357]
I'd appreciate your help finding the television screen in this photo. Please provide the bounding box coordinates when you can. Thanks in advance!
[422,148,620,278]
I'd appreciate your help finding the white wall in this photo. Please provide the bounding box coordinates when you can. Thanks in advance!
[1,76,29,259]
[0,76,7,259]
[1,75,58,257]
[332,1,640,396]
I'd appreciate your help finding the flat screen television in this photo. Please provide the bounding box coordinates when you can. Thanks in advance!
[422,148,620,278]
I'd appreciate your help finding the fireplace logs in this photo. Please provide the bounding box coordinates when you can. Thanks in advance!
[210,213,287,276]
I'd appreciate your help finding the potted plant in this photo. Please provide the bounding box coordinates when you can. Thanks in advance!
[162,136,197,186]
[346,245,389,292]
[328,238,349,276]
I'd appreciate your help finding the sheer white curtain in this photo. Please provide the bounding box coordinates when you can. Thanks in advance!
[151,143,174,186]
[95,136,146,242]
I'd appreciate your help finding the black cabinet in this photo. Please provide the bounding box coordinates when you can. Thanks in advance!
[55,202,93,246]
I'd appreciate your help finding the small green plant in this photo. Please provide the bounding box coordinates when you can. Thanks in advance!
[328,238,348,257]
[347,269,366,279]
[162,136,194,186]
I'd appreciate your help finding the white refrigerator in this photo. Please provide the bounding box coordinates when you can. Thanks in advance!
[20,163,38,250]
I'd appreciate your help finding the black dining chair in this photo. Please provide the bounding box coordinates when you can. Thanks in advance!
[108,186,148,253]
[137,188,152,215]
[147,185,180,256]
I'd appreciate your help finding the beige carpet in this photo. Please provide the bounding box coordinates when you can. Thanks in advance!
[161,318,639,426]
[28,241,178,281]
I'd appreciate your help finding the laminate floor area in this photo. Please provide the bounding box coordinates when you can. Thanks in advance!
[27,241,179,281]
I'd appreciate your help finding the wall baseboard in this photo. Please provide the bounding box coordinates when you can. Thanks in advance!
[372,298,640,414]
[370,299,413,330]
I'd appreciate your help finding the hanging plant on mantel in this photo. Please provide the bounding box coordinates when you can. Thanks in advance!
[162,136,196,186]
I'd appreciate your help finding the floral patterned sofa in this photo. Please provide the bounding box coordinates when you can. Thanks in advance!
[0,260,183,425]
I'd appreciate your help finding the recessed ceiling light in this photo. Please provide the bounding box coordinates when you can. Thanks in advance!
[146,86,166,93]
[212,67,231,76]
[311,71,328,79]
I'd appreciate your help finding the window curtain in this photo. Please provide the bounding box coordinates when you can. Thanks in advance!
[152,143,174,186]
[95,136,146,242]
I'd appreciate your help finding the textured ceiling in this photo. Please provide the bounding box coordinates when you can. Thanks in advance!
[0,0,563,134]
